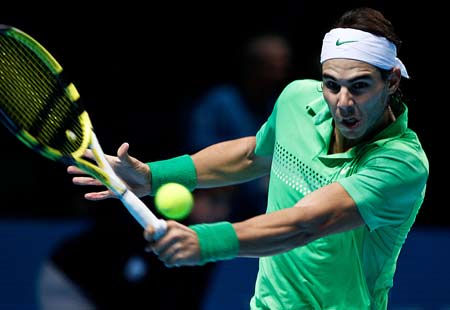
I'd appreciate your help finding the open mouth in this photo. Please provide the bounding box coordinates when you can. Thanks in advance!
[342,118,360,128]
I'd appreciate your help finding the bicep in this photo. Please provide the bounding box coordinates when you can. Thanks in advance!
[192,136,272,188]
[296,182,365,240]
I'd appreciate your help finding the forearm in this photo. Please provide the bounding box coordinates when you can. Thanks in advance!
[192,136,271,188]
[233,208,314,257]
[233,182,365,257]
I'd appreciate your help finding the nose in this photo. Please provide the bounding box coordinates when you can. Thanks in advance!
[336,87,355,117]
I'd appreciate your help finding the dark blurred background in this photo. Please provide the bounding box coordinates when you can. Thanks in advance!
[0,1,446,309]
[0,0,443,223]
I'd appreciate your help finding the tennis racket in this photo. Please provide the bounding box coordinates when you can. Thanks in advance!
[0,24,167,238]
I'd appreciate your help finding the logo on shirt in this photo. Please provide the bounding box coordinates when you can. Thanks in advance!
[335,39,358,46]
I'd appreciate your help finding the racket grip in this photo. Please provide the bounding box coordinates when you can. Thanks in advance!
[120,190,167,240]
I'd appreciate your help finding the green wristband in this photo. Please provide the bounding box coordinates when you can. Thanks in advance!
[148,155,197,196]
[189,221,239,265]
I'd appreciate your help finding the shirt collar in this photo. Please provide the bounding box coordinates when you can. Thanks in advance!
[371,104,408,141]
[316,102,409,164]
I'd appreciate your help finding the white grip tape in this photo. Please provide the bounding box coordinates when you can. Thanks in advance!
[120,190,167,239]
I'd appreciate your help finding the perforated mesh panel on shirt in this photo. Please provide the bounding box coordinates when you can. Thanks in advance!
[272,142,329,196]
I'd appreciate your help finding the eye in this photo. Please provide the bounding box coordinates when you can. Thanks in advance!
[323,80,340,92]
[350,81,370,92]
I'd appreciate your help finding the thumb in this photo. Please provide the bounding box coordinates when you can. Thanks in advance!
[143,224,156,242]
[117,142,131,162]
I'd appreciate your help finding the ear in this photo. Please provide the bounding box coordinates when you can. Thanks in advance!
[387,68,401,95]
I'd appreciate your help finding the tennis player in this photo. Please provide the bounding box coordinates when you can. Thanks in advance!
[70,7,429,309]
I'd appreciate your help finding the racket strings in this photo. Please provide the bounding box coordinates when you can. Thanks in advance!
[0,36,58,123]
[0,34,84,155]
[0,35,69,127]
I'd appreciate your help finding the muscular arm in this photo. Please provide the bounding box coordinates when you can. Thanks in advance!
[234,182,365,257]
[69,136,270,200]
[148,179,365,266]
[192,136,272,188]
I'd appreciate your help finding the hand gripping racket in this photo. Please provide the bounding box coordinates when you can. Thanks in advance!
[0,25,167,238]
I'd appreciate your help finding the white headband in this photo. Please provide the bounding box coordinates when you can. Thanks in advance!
[320,28,409,78]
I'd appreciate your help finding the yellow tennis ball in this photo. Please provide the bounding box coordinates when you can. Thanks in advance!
[154,183,194,220]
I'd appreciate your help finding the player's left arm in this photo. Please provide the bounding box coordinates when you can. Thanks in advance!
[234,182,363,257]
[233,148,428,257]
[147,182,362,266]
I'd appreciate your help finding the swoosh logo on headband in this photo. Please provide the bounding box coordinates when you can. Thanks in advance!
[336,39,358,46]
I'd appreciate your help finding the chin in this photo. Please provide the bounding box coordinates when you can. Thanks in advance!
[339,127,365,141]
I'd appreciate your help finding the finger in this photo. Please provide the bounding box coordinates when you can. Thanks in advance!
[83,149,95,160]
[161,247,195,268]
[143,225,155,242]
[143,225,156,253]
[67,166,86,174]
[72,176,103,186]
[84,190,115,201]
[158,244,180,263]
[165,262,180,268]
[151,232,179,256]
[144,244,153,253]
[117,142,131,163]
[145,221,179,255]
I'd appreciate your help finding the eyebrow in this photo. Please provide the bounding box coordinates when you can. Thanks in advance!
[322,73,373,83]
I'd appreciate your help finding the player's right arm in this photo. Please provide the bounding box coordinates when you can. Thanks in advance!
[68,142,152,200]
[68,136,271,198]
[192,136,272,188]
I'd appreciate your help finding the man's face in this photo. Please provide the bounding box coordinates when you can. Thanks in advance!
[322,59,390,142]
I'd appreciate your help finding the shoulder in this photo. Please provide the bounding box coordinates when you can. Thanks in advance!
[386,130,429,172]
[281,79,322,96]
[275,79,326,113]
[358,132,429,179]
[277,79,323,102]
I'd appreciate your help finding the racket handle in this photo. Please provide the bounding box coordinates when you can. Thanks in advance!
[120,190,167,239]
